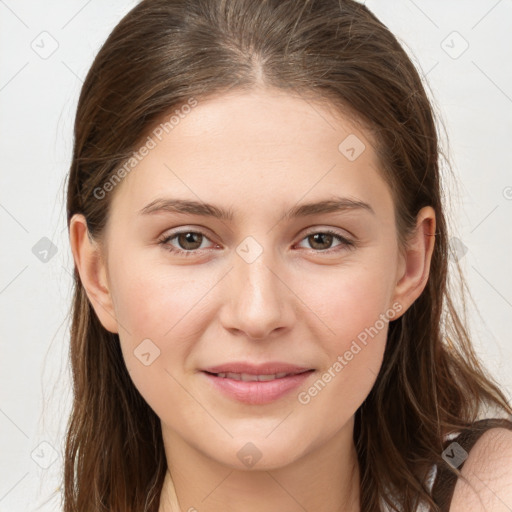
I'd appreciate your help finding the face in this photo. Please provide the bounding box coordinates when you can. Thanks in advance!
[76,87,426,471]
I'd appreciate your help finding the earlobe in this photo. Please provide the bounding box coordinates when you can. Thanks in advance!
[391,206,436,315]
[69,214,119,334]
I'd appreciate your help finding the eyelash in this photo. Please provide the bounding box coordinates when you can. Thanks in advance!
[157,228,356,257]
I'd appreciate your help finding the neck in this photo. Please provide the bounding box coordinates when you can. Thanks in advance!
[158,419,360,512]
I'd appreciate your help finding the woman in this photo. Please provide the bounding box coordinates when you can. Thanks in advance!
[64,0,512,510]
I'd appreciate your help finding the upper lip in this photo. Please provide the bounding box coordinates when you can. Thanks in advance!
[202,362,313,375]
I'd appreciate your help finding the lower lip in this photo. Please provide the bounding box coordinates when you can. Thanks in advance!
[201,370,314,405]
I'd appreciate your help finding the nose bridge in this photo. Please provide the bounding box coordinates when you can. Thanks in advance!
[222,237,292,339]
[239,252,278,305]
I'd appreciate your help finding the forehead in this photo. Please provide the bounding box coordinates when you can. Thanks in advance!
[108,88,391,219]
[163,88,375,155]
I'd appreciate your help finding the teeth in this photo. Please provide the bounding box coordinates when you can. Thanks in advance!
[215,372,292,381]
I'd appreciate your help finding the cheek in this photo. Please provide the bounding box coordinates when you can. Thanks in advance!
[296,285,390,431]
[109,258,210,419]
[109,249,212,341]
[297,256,396,349]
[107,244,236,407]
[292,257,395,411]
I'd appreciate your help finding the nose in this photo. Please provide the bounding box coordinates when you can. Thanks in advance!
[219,247,295,341]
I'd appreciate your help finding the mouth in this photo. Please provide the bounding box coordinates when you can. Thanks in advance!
[201,369,315,405]
[203,369,313,381]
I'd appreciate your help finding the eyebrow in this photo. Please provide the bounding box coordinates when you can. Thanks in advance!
[138,196,375,220]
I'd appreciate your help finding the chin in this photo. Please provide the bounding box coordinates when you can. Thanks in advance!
[208,439,304,472]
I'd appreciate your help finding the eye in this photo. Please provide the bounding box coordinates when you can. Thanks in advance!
[296,229,355,253]
[158,228,356,257]
[158,230,217,256]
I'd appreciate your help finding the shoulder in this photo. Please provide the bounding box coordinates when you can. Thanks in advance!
[450,427,512,511]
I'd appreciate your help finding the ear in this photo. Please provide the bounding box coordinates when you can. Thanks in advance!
[69,213,119,333]
[391,206,436,316]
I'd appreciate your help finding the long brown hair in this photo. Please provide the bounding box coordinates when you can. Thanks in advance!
[62,0,512,510]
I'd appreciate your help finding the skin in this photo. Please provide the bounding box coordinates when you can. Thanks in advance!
[451,428,512,512]
[70,87,437,512]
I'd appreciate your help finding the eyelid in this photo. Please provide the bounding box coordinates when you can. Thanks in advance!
[301,226,354,241]
[159,225,353,242]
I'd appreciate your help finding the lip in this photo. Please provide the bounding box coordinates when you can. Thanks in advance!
[201,366,315,405]
[202,361,313,375]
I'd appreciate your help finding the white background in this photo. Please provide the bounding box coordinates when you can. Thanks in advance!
[1,1,511,510]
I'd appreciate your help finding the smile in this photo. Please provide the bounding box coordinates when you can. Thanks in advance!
[201,369,315,404]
